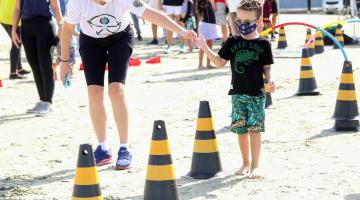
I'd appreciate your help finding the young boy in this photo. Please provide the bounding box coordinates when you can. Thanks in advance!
[195,0,275,179]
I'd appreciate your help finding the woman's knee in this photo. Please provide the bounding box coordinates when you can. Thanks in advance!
[108,83,125,100]
[88,85,104,101]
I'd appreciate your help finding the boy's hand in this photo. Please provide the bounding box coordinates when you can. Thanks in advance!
[269,81,275,93]
[195,35,207,50]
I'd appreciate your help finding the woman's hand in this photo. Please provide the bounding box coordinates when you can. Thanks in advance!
[60,61,70,84]
[11,29,21,48]
[181,29,197,42]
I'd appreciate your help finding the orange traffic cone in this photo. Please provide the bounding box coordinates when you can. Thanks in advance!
[277,26,288,49]
[144,120,179,200]
[72,144,102,199]
[305,29,315,57]
[0,75,3,88]
[296,48,320,96]
[334,24,345,49]
[79,63,84,71]
[332,61,359,131]
[129,57,141,67]
[314,30,325,54]
[187,101,222,179]
[146,56,161,64]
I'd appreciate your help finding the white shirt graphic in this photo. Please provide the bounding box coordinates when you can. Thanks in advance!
[66,0,147,38]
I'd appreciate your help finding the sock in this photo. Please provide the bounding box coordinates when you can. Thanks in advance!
[99,142,108,150]
[119,143,128,149]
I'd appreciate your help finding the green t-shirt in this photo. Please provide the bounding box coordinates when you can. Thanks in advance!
[0,0,16,25]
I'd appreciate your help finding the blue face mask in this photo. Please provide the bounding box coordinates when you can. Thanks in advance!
[235,18,259,35]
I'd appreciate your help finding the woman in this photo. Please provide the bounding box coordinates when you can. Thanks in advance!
[60,0,196,170]
[0,0,30,79]
[12,0,63,115]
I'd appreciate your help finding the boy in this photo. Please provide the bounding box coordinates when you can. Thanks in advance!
[195,0,275,178]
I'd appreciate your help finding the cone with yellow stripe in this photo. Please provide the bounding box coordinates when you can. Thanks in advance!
[305,29,315,57]
[277,26,288,49]
[187,101,222,179]
[315,30,325,54]
[296,48,320,96]
[332,61,359,131]
[264,77,273,108]
[333,24,345,49]
[144,120,179,200]
[72,144,102,200]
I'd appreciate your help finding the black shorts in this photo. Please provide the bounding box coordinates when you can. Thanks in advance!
[271,0,278,14]
[79,25,134,86]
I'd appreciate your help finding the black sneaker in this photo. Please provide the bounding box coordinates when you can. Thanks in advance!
[18,69,31,75]
[147,39,159,45]
[9,73,26,80]
[137,34,143,41]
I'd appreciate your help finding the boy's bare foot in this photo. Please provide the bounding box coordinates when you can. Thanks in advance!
[249,167,263,179]
[198,65,206,70]
[235,164,250,176]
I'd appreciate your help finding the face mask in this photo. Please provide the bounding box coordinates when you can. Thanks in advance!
[235,18,258,36]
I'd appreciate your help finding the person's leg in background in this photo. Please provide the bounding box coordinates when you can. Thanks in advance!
[1,23,29,79]
[21,24,46,113]
[130,13,142,41]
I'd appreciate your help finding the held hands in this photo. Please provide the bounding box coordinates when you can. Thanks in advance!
[194,35,207,50]
[182,29,197,42]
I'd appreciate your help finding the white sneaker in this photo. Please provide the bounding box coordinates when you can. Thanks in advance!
[26,102,44,114]
[179,45,186,53]
[35,102,53,117]
[164,46,171,54]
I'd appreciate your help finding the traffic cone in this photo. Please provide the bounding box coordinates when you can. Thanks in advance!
[332,61,359,131]
[314,30,325,54]
[264,77,272,108]
[334,24,345,49]
[129,57,141,67]
[187,101,222,179]
[0,75,3,88]
[53,63,58,81]
[146,56,161,64]
[296,48,320,96]
[305,29,315,57]
[79,63,84,71]
[144,120,179,200]
[277,26,288,49]
[72,144,102,200]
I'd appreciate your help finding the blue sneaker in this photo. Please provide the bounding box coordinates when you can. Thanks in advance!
[116,147,132,170]
[94,145,112,166]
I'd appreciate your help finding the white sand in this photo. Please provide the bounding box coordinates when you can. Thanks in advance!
[0,14,360,200]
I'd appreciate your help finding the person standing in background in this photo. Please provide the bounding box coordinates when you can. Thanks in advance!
[214,0,229,43]
[270,0,278,30]
[162,0,184,53]
[147,0,162,44]
[0,0,31,79]
[130,13,143,41]
[12,0,63,116]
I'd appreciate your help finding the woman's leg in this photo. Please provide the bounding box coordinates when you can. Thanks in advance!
[206,40,213,67]
[1,23,23,76]
[21,25,46,102]
[88,85,107,143]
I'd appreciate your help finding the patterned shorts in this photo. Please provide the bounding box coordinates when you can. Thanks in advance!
[230,94,265,134]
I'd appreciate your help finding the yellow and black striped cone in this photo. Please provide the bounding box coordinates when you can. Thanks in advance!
[332,61,359,131]
[277,26,288,49]
[144,120,179,200]
[296,48,320,96]
[264,78,273,108]
[72,144,102,200]
[314,30,325,54]
[305,29,315,57]
[334,24,345,49]
[187,101,222,179]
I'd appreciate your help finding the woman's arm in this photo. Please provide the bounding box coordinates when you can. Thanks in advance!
[50,0,63,26]
[60,22,75,82]
[142,8,196,40]
[11,0,21,48]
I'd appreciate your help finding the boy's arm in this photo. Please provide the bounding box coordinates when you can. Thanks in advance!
[263,65,271,81]
[196,35,228,67]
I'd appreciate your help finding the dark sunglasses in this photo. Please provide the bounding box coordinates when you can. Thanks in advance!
[235,18,258,26]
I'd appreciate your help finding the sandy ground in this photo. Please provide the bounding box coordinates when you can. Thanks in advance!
[1,14,360,200]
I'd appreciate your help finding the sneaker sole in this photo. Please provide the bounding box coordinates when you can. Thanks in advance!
[115,165,130,170]
[96,158,113,166]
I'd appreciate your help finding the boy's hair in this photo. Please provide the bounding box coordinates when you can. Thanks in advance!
[237,0,263,18]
